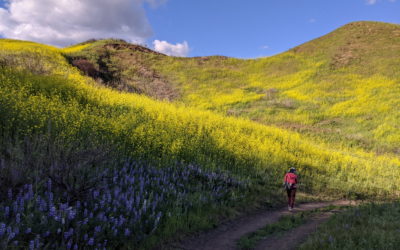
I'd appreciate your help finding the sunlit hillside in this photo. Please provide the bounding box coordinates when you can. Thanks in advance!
[0,21,399,249]
[65,21,400,155]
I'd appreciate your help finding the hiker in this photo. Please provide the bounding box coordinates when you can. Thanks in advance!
[284,167,298,211]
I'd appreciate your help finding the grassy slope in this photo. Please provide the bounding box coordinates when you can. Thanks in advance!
[66,21,400,155]
[1,21,400,248]
[1,36,399,198]
[153,21,400,155]
[300,202,400,250]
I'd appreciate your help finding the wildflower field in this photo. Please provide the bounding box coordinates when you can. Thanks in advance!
[0,21,400,249]
[146,22,400,155]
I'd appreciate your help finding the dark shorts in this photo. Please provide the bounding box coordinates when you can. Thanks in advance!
[286,188,296,207]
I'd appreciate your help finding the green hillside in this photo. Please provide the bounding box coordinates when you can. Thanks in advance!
[65,21,400,155]
[0,21,399,249]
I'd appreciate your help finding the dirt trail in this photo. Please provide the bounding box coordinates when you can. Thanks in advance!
[254,211,335,250]
[172,200,353,250]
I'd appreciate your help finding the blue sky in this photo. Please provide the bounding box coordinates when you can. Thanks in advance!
[1,0,399,58]
[145,0,399,57]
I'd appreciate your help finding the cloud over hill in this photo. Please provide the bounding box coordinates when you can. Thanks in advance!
[153,40,189,57]
[0,0,164,46]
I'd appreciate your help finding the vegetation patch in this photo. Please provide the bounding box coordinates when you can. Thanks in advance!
[0,161,249,249]
[299,202,400,250]
[64,39,179,101]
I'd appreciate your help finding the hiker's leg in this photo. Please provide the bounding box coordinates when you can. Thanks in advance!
[286,189,291,206]
[290,189,296,208]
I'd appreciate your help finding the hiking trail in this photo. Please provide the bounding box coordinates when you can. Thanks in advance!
[168,200,354,250]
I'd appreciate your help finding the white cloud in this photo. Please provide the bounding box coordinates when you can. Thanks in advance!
[366,0,377,4]
[309,18,316,23]
[365,0,396,5]
[153,40,190,57]
[0,0,166,47]
[260,45,269,50]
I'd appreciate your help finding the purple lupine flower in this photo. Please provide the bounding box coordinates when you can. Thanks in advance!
[13,240,18,246]
[156,211,162,222]
[7,189,12,200]
[57,228,62,234]
[68,209,76,220]
[12,201,18,214]
[73,244,78,250]
[29,240,35,250]
[49,206,56,217]
[48,192,53,203]
[93,190,100,199]
[97,212,104,221]
[43,231,50,237]
[60,203,68,211]
[124,228,130,236]
[39,198,47,212]
[28,184,33,194]
[64,228,73,239]
[88,237,94,246]
[56,215,62,223]
[99,199,105,209]
[16,213,21,224]
[4,206,9,217]
[0,223,6,236]
[35,237,40,248]
[47,179,52,192]
[67,240,72,249]
[119,216,126,226]
[8,232,15,240]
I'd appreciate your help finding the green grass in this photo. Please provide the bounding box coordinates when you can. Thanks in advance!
[1,21,400,248]
[62,22,400,155]
[67,21,399,155]
[299,202,400,250]
[237,205,347,250]
[61,22,400,155]
[3,38,400,199]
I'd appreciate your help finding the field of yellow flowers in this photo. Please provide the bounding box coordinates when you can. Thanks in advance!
[0,35,399,248]
[139,22,400,155]
[2,38,399,196]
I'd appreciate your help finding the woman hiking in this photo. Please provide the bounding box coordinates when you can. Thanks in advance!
[284,167,298,211]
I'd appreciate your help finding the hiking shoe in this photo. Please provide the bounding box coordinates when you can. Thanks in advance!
[288,206,292,211]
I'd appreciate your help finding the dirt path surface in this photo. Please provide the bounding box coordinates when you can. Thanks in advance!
[170,200,353,250]
[254,211,334,250]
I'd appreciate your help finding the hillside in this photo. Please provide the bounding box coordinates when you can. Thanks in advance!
[0,21,399,249]
[64,21,400,155]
